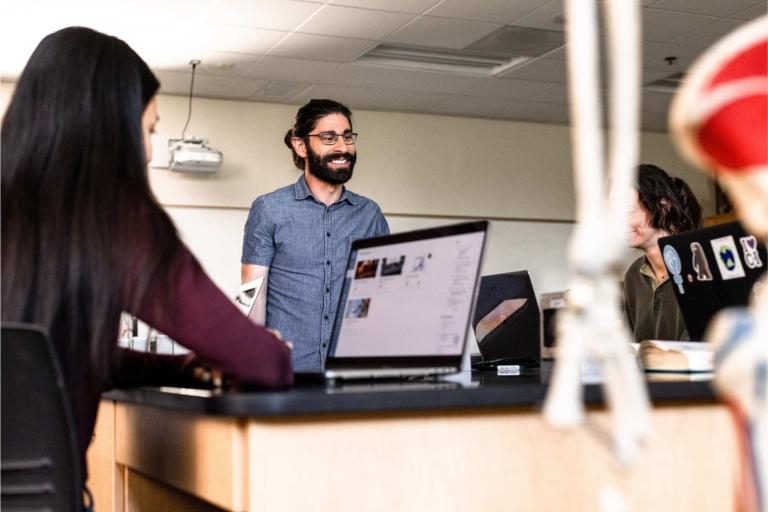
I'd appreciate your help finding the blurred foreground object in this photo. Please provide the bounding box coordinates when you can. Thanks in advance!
[670,15,768,512]
[543,0,651,466]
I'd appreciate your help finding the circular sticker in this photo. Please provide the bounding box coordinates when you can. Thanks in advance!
[663,245,682,275]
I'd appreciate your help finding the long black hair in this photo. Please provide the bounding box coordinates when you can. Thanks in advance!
[1,27,180,383]
[637,164,702,235]
[283,99,352,169]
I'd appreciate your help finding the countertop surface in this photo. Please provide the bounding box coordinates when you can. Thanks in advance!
[104,362,717,418]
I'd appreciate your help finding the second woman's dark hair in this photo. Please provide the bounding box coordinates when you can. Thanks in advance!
[283,99,353,169]
[637,164,702,234]
[1,27,181,384]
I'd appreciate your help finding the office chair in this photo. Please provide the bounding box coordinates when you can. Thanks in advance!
[1,323,83,511]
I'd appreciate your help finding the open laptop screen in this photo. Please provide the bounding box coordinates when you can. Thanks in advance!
[327,222,487,361]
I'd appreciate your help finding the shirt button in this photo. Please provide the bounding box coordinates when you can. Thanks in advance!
[326,287,330,293]
[324,315,329,320]
[326,260,331,265]
[326,232,331,237]
[322,342,328,348]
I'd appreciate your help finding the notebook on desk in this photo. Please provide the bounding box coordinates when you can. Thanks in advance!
[323,221,489,381]
[658,221,767,340]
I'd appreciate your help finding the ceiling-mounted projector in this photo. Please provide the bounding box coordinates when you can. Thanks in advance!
[168,138,223,174]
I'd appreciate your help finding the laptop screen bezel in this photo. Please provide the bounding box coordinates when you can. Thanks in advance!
[325,220,489,370]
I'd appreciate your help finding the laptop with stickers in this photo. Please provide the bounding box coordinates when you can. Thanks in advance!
[323,221,488,381]
[658,221,767,340]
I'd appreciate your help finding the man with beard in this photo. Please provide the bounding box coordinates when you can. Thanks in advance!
[241,99,389,371]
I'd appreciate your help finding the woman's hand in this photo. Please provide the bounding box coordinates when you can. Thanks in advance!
[268,328,293,351]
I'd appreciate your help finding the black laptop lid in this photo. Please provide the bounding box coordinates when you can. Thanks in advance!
[326,221,488,370]
[472,271,541,365]
[658,221,767,340]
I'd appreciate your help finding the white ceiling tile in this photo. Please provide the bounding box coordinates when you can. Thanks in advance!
[154,50,262,77]
[319,64,416,88]
[731,3,767,21]
[396,71,487,94]
[511,0,566,32]
[642,91,673,113]
[298,5,415,39]
[268,32,375,62]
[154,70,200,96]
[251,80,313,101]
[358,89,453,111]
[193,24,287,54]
[155,71,239,99]
[500,58,566,82]
[642,67,681,84]
[465,78,547,100]
[641,110,670,132]
[386,16,503,50]
[428,96,513,119]
[426,0,549,24]
[641,9,716,43]
[530,82,568,103]
[223,76,271,98]
[671,19,745,47]
[204,0,323,31]
[541,45,567,60]
[650,0,762,18]
[329,0,441,14]
[242,56,340,82]
[292,84,389,107]
[189,74,243,98]
[430,95,568,123]
[108,0,218,24]
[643,42,706,71]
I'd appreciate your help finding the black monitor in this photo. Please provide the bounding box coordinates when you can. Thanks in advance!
[471,271,540,367]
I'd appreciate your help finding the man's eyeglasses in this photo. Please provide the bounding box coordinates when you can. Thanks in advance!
[307,131,358,145]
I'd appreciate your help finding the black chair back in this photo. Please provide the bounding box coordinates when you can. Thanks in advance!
[1,323,82,511]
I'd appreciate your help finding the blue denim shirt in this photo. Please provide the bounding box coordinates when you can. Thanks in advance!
[242,175,389,371]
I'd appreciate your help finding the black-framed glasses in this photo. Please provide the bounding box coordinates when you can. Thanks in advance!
[307,131,358,145]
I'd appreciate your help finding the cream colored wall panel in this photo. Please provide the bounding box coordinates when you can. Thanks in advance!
[149,93,713,218]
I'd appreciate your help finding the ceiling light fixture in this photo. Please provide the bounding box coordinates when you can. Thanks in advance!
[356,44,530,77]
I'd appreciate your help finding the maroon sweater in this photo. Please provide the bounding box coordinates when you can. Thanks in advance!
[73,246,293,478]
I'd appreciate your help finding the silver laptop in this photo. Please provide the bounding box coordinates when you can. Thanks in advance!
[324,221,489,381]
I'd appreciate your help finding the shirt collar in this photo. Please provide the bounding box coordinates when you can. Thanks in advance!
[639,258,668,290]
[293,174,357,205]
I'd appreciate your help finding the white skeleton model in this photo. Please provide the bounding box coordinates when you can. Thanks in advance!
[542,0,652,465]
[670,16,768,511]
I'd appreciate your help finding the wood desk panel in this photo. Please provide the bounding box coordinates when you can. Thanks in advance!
[90,400,737,511]
[114,403,246,511]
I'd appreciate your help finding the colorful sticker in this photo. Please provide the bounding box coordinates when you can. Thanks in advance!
[710,235,746,280]
[690,242,713,281]
[663,245,685,294]
[739,236,764,269]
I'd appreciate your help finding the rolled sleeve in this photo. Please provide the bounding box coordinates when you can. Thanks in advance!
[241,197,275,266]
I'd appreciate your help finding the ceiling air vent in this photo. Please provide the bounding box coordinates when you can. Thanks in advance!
[356,26,564,77]
[645,71,686,94]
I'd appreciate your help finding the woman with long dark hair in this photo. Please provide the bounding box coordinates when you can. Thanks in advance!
[1,26,293,491]
[623,164,703,341]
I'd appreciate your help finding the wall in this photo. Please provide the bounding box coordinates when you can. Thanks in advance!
[0,81,713,352]
[147,93,712,294]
